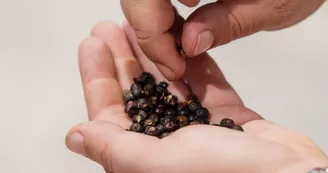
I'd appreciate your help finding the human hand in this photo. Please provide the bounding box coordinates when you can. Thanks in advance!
[120,0,326,80]
[65,21,328,173]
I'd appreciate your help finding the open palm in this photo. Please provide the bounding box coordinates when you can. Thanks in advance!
[66,21,328,173]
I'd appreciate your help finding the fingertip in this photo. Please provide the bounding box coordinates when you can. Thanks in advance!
[91,20,122,37]
[178,0,200,7]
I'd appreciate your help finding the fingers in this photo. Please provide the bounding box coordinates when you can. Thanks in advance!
[78,37,124,120]
[178,0,200,7]
[120,0,185,80]
[66,121,163,173]
[122,20,191,100]
[91,21,143,90]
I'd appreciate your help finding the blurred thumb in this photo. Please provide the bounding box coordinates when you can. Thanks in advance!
[65,121,159,173]
[181,1,275,57]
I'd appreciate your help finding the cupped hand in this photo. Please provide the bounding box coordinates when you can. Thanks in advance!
[120,0,325,80]
[65,21,328,173]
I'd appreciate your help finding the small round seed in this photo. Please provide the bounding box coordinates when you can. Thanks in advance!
[188,101,199,112]
[165,108,176,117]
[143,84,154,97]
[155,105,165,116]
[164,95,178,107]
[130,123,144,132]
[164,121,178,132]
[149,96,158,106]
[196,107,209,118]
[143,119,156,128]
[144,126,160,136]
[177,115,189,127]
[123,89,134,102]
[159,81,169,88]
[159,132,170,139]
[231,125,244,131]
[132,114,146,124]
[189,113,197,122]
[149,113,159,123]
[125,101,139,118]
[155,86,165,100]
[177,108,189,116]
[220,118,235,128]
[138,110,148,119]
[156,124,165,133]
[190,119,202,125]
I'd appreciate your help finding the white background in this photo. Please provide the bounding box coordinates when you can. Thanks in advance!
[0,0,327,172]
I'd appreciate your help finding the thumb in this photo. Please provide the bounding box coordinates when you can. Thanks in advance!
[65,121,162,173]
[181,1,285,57]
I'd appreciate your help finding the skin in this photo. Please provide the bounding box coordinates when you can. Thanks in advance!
[65,21,328,173]
[120,0,326,80]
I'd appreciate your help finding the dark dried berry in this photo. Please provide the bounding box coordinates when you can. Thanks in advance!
[159,132,170,138]
[131,83,141,90]
[143,119,156,128]
[155,105,165,116]
[231,125,244,132]
[188,101,199,112]
[125,101,139,118]
[149,114,159,123]
[144,126,160,136]
[160,115,177,124]
[220,118,235,128]
[159,81,169,88]
[165,108,176,117]
[132,114,146,124]
[177,115,189,127]
[143,84,155,97]
[196,107,209,118]
[123,89,134,102]
[131,87,143,99]
[177,102,188,111]
[164,95,178,107]
[154,86,165,99]
[156,124,165,133]
[189,113,197,122]
[164,121,178,132]
[134,72,151,85]
[197,117,210,124]
[177,108,189,116]
[212,124,221,126]
[140,103,152,112]
[130,123,144,132]
[138,110,148,119]
[190,119,202,125]
[149,97,158,106]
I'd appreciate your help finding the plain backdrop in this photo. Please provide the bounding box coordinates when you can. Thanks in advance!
[0,0,327,172]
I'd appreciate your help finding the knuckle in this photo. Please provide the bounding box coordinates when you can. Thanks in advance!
[266,0,296,25]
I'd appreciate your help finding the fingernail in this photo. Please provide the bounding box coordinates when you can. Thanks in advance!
[193,30,214,56]
[66,132,84,155]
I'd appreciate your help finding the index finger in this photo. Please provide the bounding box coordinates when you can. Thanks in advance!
[120,0,186,80]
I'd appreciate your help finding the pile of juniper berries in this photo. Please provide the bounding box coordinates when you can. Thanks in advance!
[124,72,244,138]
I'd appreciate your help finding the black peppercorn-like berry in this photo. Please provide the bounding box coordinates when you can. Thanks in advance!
[159,81,169,88]
[188,101,199,112]
[132,114,146,124]
[133,72,151,85]
[149,113,159,123]
[123,89,134,102]
[156,124,165,133]
[177,102,188,111]
[220,118,235,128]
[149,96,158,106]
[177,108,189,116]
[196,107,209,118]
[154,86,165,100]
[177,115,189,127]
[138,110,148,119]
[190,119,202,125]
[144,126,160,136]
[189,113,197,122]
[143,84,155,97]
[197,117,210,124]
[159,132,170,139]
[231,125,244,131]
[143,119,156,128]
[155,105,165,116]
[164,95,178,107]
[131,87,144,99]
[165,108,176,117]
[164,121,178,132]
[125,101,139,118]
[130,123,144,132]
